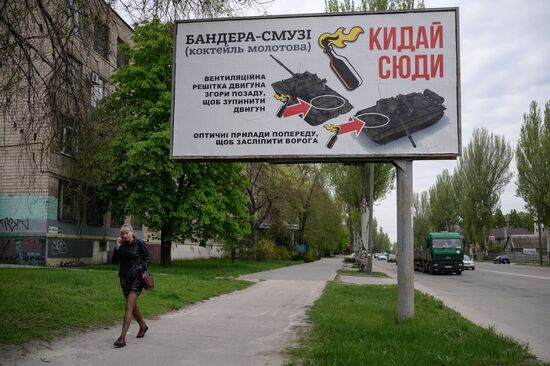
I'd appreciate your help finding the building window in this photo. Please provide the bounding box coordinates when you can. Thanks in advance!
[86,187,104,225]
[59,115,78,156]
[58,181,77,221]
[91,72,107,108]
[116,38,128,69]
[93,19,109,60]
[110,209,125,227]
[68,0,85,39]
[64,54,83,93]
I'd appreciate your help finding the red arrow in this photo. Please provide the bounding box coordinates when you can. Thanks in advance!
[337,117,365,137]
[282,98,311,118]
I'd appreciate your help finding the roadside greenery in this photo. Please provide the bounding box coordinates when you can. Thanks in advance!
[286,283,547,366]
[413,127,520,255]
[0,259,297,344]
[244,164,349,260]
[84,21,250,266]
[337,269,388,277]
[516,100,550,265]
[86,258,299,278]
[455,128,514,251]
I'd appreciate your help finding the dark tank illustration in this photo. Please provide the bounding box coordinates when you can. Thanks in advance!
[356,89,446,147]
[270,55,353,126]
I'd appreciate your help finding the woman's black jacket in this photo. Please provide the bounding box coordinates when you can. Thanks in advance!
[112,238,152,279]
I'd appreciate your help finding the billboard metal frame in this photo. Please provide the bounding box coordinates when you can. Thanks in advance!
[170,8,461,163]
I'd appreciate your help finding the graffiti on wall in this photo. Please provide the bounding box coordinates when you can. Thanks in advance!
[0,239,46,265]
[47,238,93,258]
[50,239,68,255]
[0,217,30,232]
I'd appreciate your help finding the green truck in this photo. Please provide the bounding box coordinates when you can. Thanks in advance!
[414,232,464,275]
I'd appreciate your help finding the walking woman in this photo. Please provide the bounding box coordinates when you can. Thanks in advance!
[112,224,151,348]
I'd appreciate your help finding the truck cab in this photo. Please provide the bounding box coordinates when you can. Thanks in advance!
[415,232,464,275]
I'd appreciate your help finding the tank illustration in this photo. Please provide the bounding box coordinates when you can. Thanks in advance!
[356,89,446,147]
[270,55,353,126]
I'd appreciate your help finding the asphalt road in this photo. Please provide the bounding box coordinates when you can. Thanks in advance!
[372,259,550,363]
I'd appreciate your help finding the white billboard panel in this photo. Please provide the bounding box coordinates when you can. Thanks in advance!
[171,9,460,161]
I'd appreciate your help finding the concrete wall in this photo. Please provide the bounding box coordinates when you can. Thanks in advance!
[171,243,224,260]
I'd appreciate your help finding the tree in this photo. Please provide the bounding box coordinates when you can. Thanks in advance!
[428,169,460,232]
[325,0,421,275]
[246,163,345,259]
[507,209,534,231]
[324,163,394,270]
[326,0,424,12]
[371,219,392,253]
[115,0,263,23]
[1,0,107,193]
[1,0,260,193]
[244,162,286,247]
[303,188,348,256]
[492,208,507,228]
[413,191,431,247]
[90,21,250,265]
[454,127,513,252]
[516,100,550,265]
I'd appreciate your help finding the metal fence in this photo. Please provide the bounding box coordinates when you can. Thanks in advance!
[488,251,549,265]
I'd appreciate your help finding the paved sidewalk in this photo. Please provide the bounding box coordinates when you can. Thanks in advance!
[3,258,343,366]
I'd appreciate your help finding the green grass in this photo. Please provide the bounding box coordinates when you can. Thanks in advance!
[85,258,299,278]
[287,283,548,366]
[0,258,299,345]
[337,269,388,277]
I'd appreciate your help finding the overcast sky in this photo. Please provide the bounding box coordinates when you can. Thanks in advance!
[245,0,550,242]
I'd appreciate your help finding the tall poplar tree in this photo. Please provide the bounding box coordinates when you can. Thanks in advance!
[413,191,431,247]
[516,100,550,265]
[455,128,513,252]
[428,169,460,232]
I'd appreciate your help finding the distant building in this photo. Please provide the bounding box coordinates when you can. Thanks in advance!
[503,235,542,253]
[0,0,135,265]
[488,228,532,248]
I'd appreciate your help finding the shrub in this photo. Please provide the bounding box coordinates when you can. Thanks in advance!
[256,238,278,260]
[275,246,291,260]
[304,249,318,263]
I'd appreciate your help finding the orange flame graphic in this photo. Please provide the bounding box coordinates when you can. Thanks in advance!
[274,94,291,102]
[318,26,364,49]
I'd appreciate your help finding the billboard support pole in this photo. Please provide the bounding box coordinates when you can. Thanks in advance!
[395,159,414,320]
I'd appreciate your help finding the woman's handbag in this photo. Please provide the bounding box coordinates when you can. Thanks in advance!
[141,271,154,290]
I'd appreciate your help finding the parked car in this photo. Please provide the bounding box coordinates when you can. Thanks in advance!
[387,254,397,263]
[344,252,356,262]
[463,254,475,270]
[494,255,510,264]
[377,253,388,261]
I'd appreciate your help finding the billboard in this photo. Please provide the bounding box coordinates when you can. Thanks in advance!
[171,9,460,162]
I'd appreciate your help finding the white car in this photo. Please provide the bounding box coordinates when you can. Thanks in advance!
[344,252,356,262]
[377,253,388,261]
[463,254,475,270]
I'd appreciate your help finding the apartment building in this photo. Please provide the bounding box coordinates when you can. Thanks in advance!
[0,0,141,265]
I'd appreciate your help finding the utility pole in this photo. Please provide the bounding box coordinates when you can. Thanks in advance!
[360,163,368,271]
[537,218,543,266]
[395,160,414,320]
[366,163,374,273]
